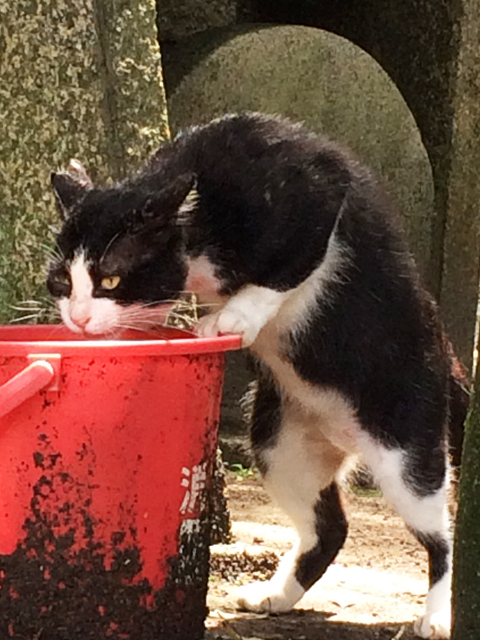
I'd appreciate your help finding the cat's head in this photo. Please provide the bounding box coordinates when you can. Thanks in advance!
[47,160,193,335]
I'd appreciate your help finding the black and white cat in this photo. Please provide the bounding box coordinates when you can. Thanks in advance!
[48,113,456,639]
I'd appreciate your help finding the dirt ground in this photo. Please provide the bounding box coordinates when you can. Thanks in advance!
[205,472,434,640]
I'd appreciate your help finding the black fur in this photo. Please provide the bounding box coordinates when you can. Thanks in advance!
[414,531,451,586]
[295,483,348,590]
[248,366,282,474]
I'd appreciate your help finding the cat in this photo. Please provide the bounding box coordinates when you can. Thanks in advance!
[48,112,457,639]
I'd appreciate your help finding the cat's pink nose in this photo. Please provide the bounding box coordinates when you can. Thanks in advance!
[71,315,91,330]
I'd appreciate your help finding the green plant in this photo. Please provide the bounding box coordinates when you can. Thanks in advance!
[226,463,258,481]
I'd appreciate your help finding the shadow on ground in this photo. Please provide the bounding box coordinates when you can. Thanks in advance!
[206,608,416,640]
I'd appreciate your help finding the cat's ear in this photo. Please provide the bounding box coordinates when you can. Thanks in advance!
[160,172,197,221]
[51,159,93,220]
[134,173,196,229]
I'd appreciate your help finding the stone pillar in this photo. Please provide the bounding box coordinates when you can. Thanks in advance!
[452,335,480,639]
[438,1,480,372]
[0,0,169,323]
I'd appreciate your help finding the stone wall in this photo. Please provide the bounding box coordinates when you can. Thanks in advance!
[157,0,239,41]
[0,0,169,323]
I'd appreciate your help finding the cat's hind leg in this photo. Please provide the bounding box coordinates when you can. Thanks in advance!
[237,383,349,613]
[361,437,452,640]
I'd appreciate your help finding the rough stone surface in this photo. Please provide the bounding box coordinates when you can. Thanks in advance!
[0,1,169,323]
[156,0,238,41]
[436,3,480,372]
[453,345,480,639]
[164,25,435,283]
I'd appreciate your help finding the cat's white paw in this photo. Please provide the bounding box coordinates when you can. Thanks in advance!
[235,581,299,614]
[413,610,451,639]
[195,308,262,346]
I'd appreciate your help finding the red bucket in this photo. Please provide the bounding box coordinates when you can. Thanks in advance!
[0,325,241,640]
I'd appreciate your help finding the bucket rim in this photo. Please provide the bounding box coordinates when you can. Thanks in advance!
[0,324,242,357]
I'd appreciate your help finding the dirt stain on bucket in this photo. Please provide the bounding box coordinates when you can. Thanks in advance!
[0,437,210,640]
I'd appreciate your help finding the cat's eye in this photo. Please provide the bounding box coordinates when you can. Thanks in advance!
[101,275,121,290]
[56,273,70,286]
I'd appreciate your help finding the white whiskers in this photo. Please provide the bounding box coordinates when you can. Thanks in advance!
[42,243,65,264]
[8,297,59,325]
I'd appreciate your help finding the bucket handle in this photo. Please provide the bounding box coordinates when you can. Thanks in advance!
[0,360,56,421]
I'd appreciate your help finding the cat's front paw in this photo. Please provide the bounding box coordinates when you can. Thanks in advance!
[413,610,451,639]
[195,308,261,347]
[235,581,298,614]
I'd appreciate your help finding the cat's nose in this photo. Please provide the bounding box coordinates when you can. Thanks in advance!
[71,314,91,331]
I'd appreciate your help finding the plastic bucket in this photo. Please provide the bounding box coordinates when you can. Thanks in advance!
[0,324,241,640]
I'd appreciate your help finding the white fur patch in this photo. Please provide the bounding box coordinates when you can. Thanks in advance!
[414,572,452,639]
[60,252,96,333]
[236,559,305,613]
[185,255,225,306]
[359,438,451,536]
[272,233,351,340]
[70,252,93,310]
